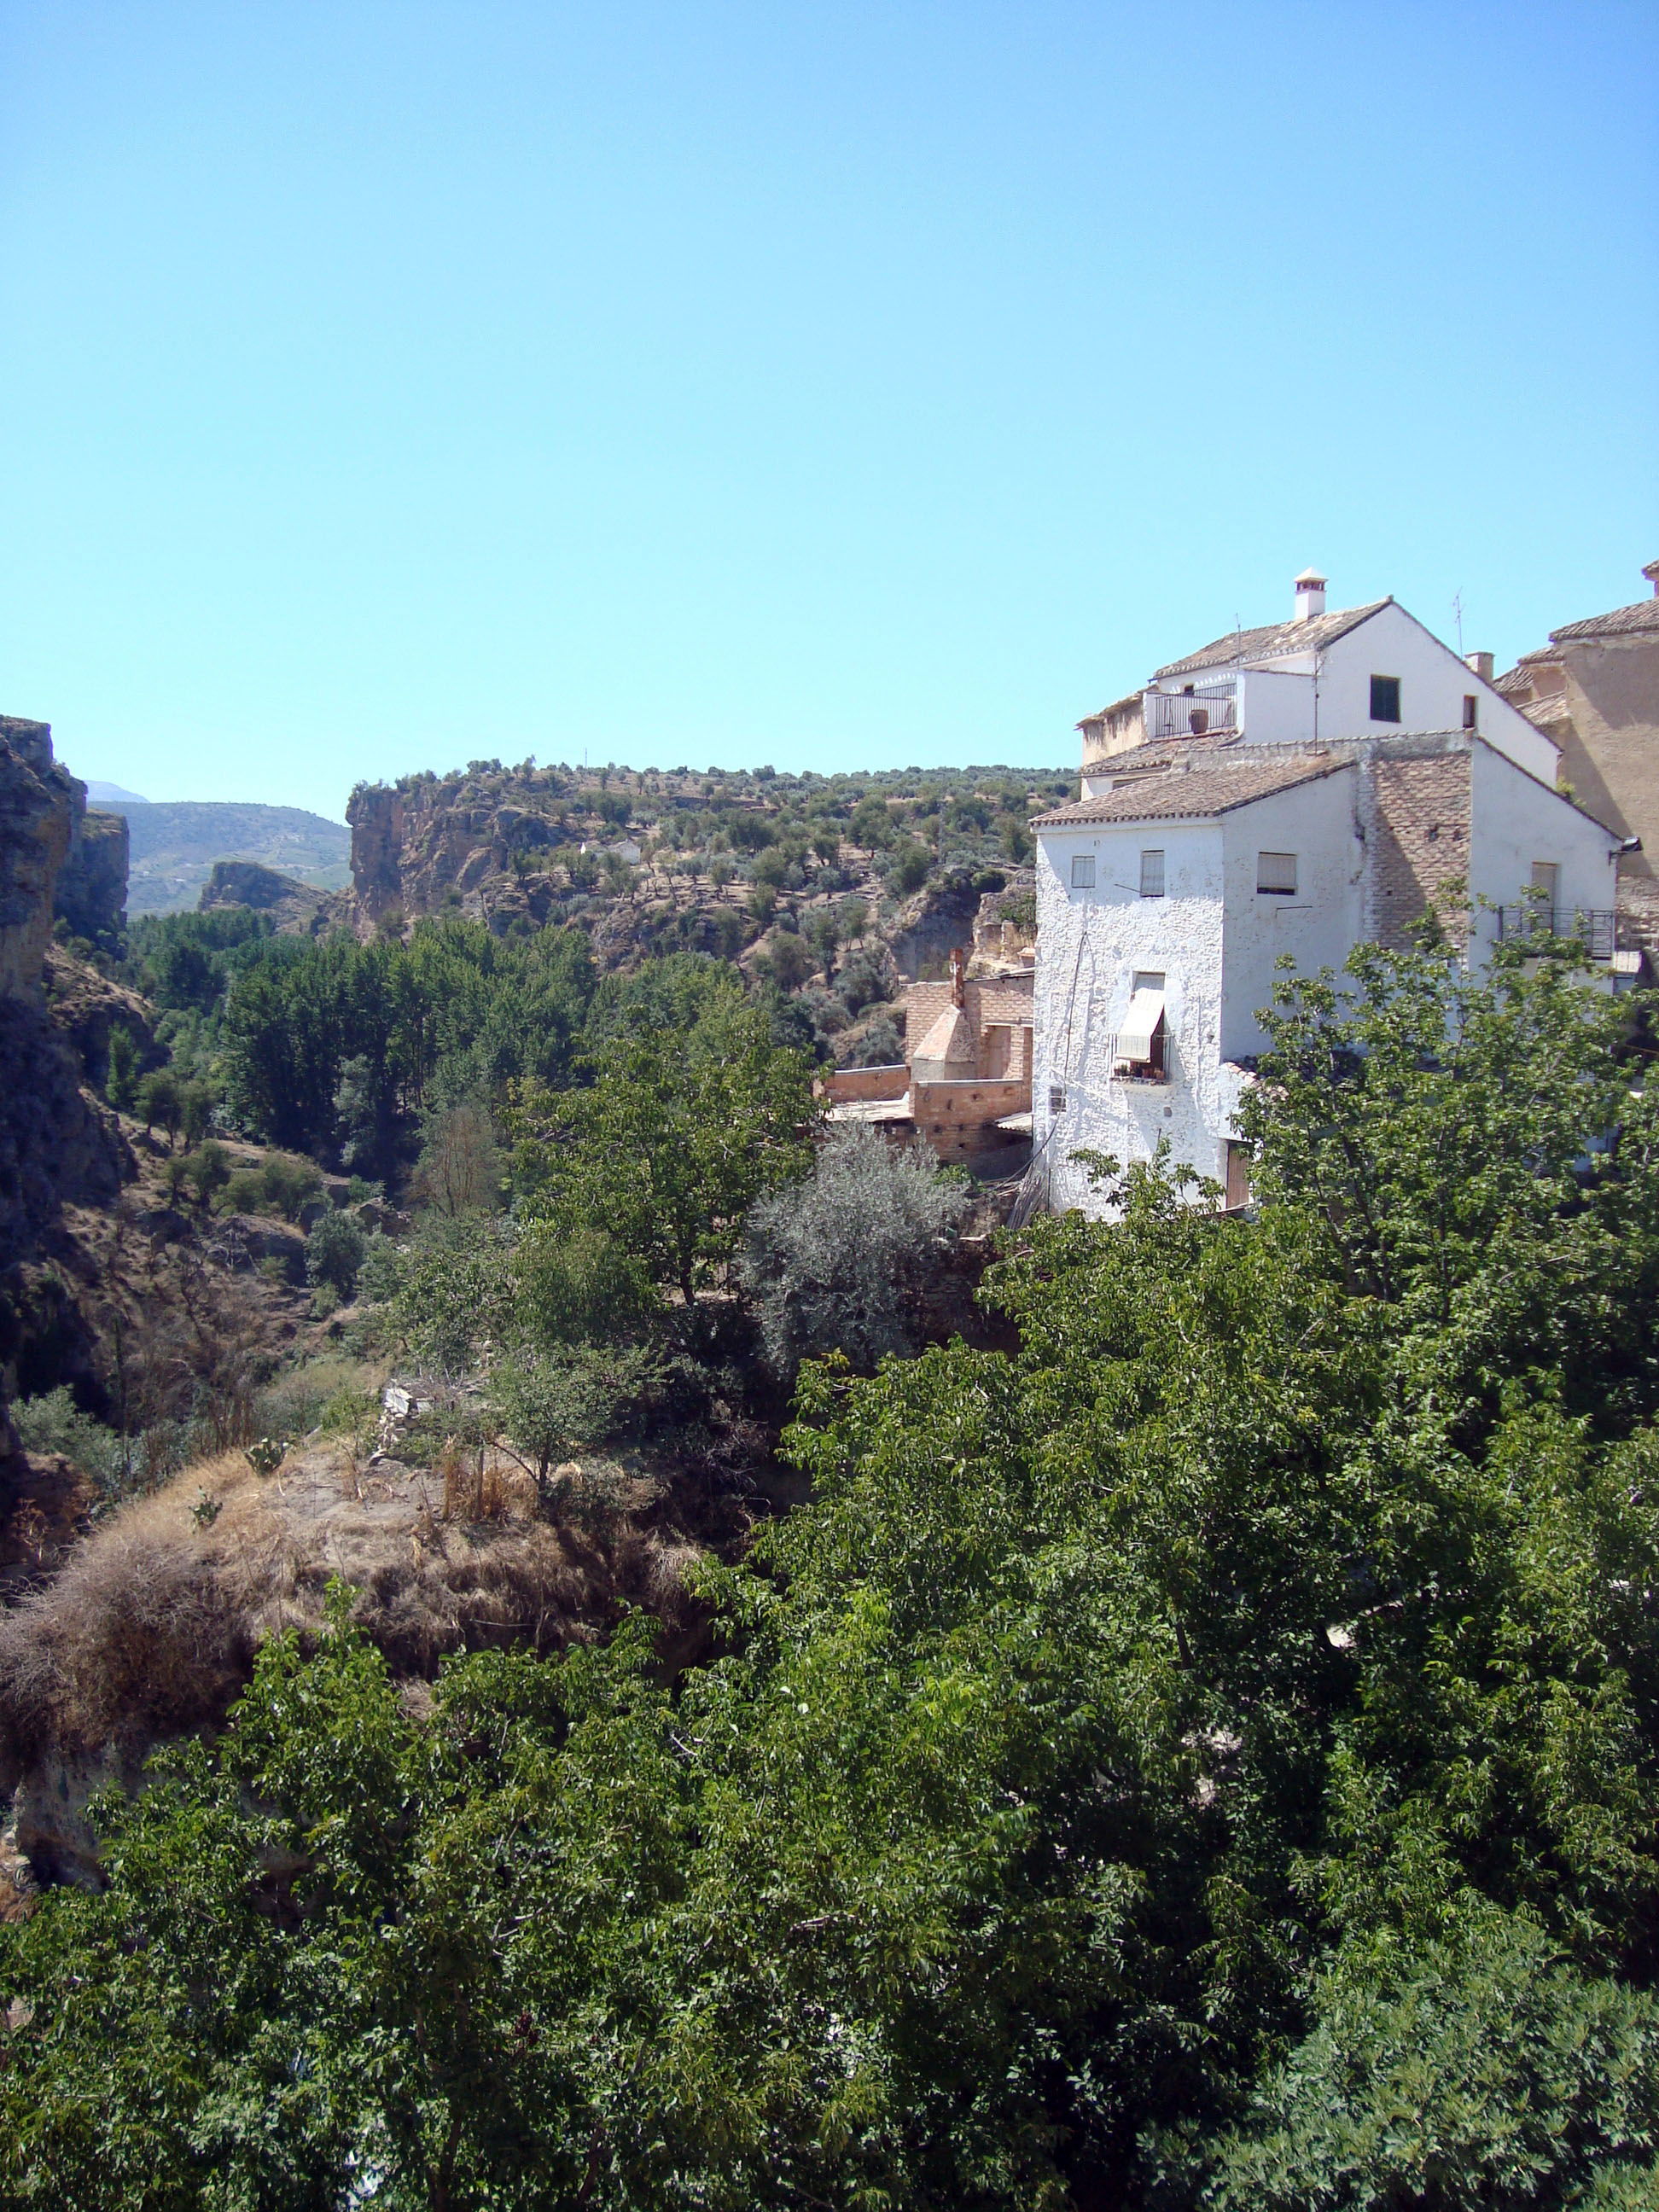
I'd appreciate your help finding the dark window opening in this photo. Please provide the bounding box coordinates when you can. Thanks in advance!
[1463,694,1477,730]
[1370,674,1402,722]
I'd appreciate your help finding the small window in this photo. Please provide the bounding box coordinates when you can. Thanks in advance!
[1069,853,1096,890]
[1048,1084,1066,1116]
[1463,694,1478,731]
[1133,969,1166,992]
[1370,674,1401,723]
[1225,1141,1252,1212]
[1139,847,1165,898]
[1257,851,1298,895]
[1530,861,1559,909]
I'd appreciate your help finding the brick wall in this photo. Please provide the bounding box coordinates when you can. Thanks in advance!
[909,1077,1031,1161]
[824,1064,909,1104]
[1367,752,1472,949]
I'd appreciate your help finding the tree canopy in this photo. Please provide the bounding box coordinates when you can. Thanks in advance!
[3,931,1656,2207]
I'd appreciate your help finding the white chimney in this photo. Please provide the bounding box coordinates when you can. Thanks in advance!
[1294,568,1327,622]
[1465,651,1494,680]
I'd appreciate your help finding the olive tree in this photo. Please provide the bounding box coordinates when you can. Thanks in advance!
[741,1122,972,1377]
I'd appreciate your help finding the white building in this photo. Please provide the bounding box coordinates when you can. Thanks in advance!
[1032,574,1626,1214]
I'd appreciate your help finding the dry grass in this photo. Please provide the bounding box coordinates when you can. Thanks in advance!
[0,1438,707,1788]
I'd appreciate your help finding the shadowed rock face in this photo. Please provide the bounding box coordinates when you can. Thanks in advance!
[1,715,132,978]
[0,716,136,1494]
[0,719,74,1002]
[55,810,129,952]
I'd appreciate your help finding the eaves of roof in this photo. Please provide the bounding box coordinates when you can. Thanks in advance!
[1031,755,1347,827]
[1150,599,1391,680]
[1548,599,1659,644]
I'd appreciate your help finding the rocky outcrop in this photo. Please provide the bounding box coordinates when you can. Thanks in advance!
[43,946,156,1091]
[0,719,74,1001]
[1,714,132,976]
[197,859,329,934]
[888,873,993,981]
[55,808,129,952]
[0,718,137,1522]
[345,777,567,928]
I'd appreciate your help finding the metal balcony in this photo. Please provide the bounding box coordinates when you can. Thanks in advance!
[1145,685,1237,742]
[1494,905,1618,961]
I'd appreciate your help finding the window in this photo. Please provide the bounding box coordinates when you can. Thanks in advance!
[1048,1084,1066,1117]
[1370,674,1401,723]
[1225,1142,1253,1212]
[1139,847,1165,898]
[1463,693,1478,731]
[1069,853,1096,890]
[1115,981,1167,1078]
[1257,851,1298,895]
[1530,860,1559,912]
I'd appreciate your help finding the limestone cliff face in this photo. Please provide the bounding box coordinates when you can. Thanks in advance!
[346,783,407,917]
[345,775,568,933]
[56,808,129,952]
[0,719,74,1001]
[0,715,131,981]
[0,715,134,1447]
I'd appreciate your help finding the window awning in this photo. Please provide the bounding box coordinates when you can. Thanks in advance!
[1115,988,1167,1064]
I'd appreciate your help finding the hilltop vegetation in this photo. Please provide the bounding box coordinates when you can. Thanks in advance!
[4,927,1659,2207]
[345,756,1058,1007]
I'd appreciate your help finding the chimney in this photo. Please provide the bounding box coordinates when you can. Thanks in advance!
[1465,650,1494,680]
[1294,568,1327,623]
[1644,558,1659,598]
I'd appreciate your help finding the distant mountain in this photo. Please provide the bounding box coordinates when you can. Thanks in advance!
[96,798,352,916]
[85,780,150,805]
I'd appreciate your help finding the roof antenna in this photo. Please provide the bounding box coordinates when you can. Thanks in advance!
[1452,590,1464,656]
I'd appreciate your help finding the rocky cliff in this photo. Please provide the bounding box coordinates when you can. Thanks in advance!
[341,760,1070,1001]
[0,715,131,967]
[56,807,129,952]
[0,718,136,1526]
[198,858,329,934]
[0,719,74,1001]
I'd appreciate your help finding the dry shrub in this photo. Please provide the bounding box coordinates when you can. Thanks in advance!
[0,1527,256,1775]
[0,1434,710,1817]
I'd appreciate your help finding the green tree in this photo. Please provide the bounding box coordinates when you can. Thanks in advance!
[742,1124,972,1377]
[305,1210,368,1301]
[508,982,819,1336]
[103,1022,140,1111]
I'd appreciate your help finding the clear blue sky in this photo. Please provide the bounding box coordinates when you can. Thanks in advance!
[3,1,1654,818]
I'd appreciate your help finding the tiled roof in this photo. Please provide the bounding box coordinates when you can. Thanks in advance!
[1549,597,1659,644]
[1031,755,1346,827]
[1077,690,1145,725]
[1150,599,1390,679]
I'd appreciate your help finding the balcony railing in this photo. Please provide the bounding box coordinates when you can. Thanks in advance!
[1494,905,1618,961]
[1145,685,1237,742]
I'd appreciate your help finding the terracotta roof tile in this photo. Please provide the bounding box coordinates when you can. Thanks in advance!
[1548,597,1659,643]
[1151,599,1390,679]
[1032,755,1347,827]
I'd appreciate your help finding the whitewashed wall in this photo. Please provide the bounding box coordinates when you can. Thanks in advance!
[1316,604,1557,781]
[1465,742,1621,960]
[1219,769,1363,1059]
[1034,819,1237,1211]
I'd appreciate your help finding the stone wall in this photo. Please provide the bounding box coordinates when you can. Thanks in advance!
[909,1077,1030,1164]
[1361,748,1473,950]
[824,1064,909,1103]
